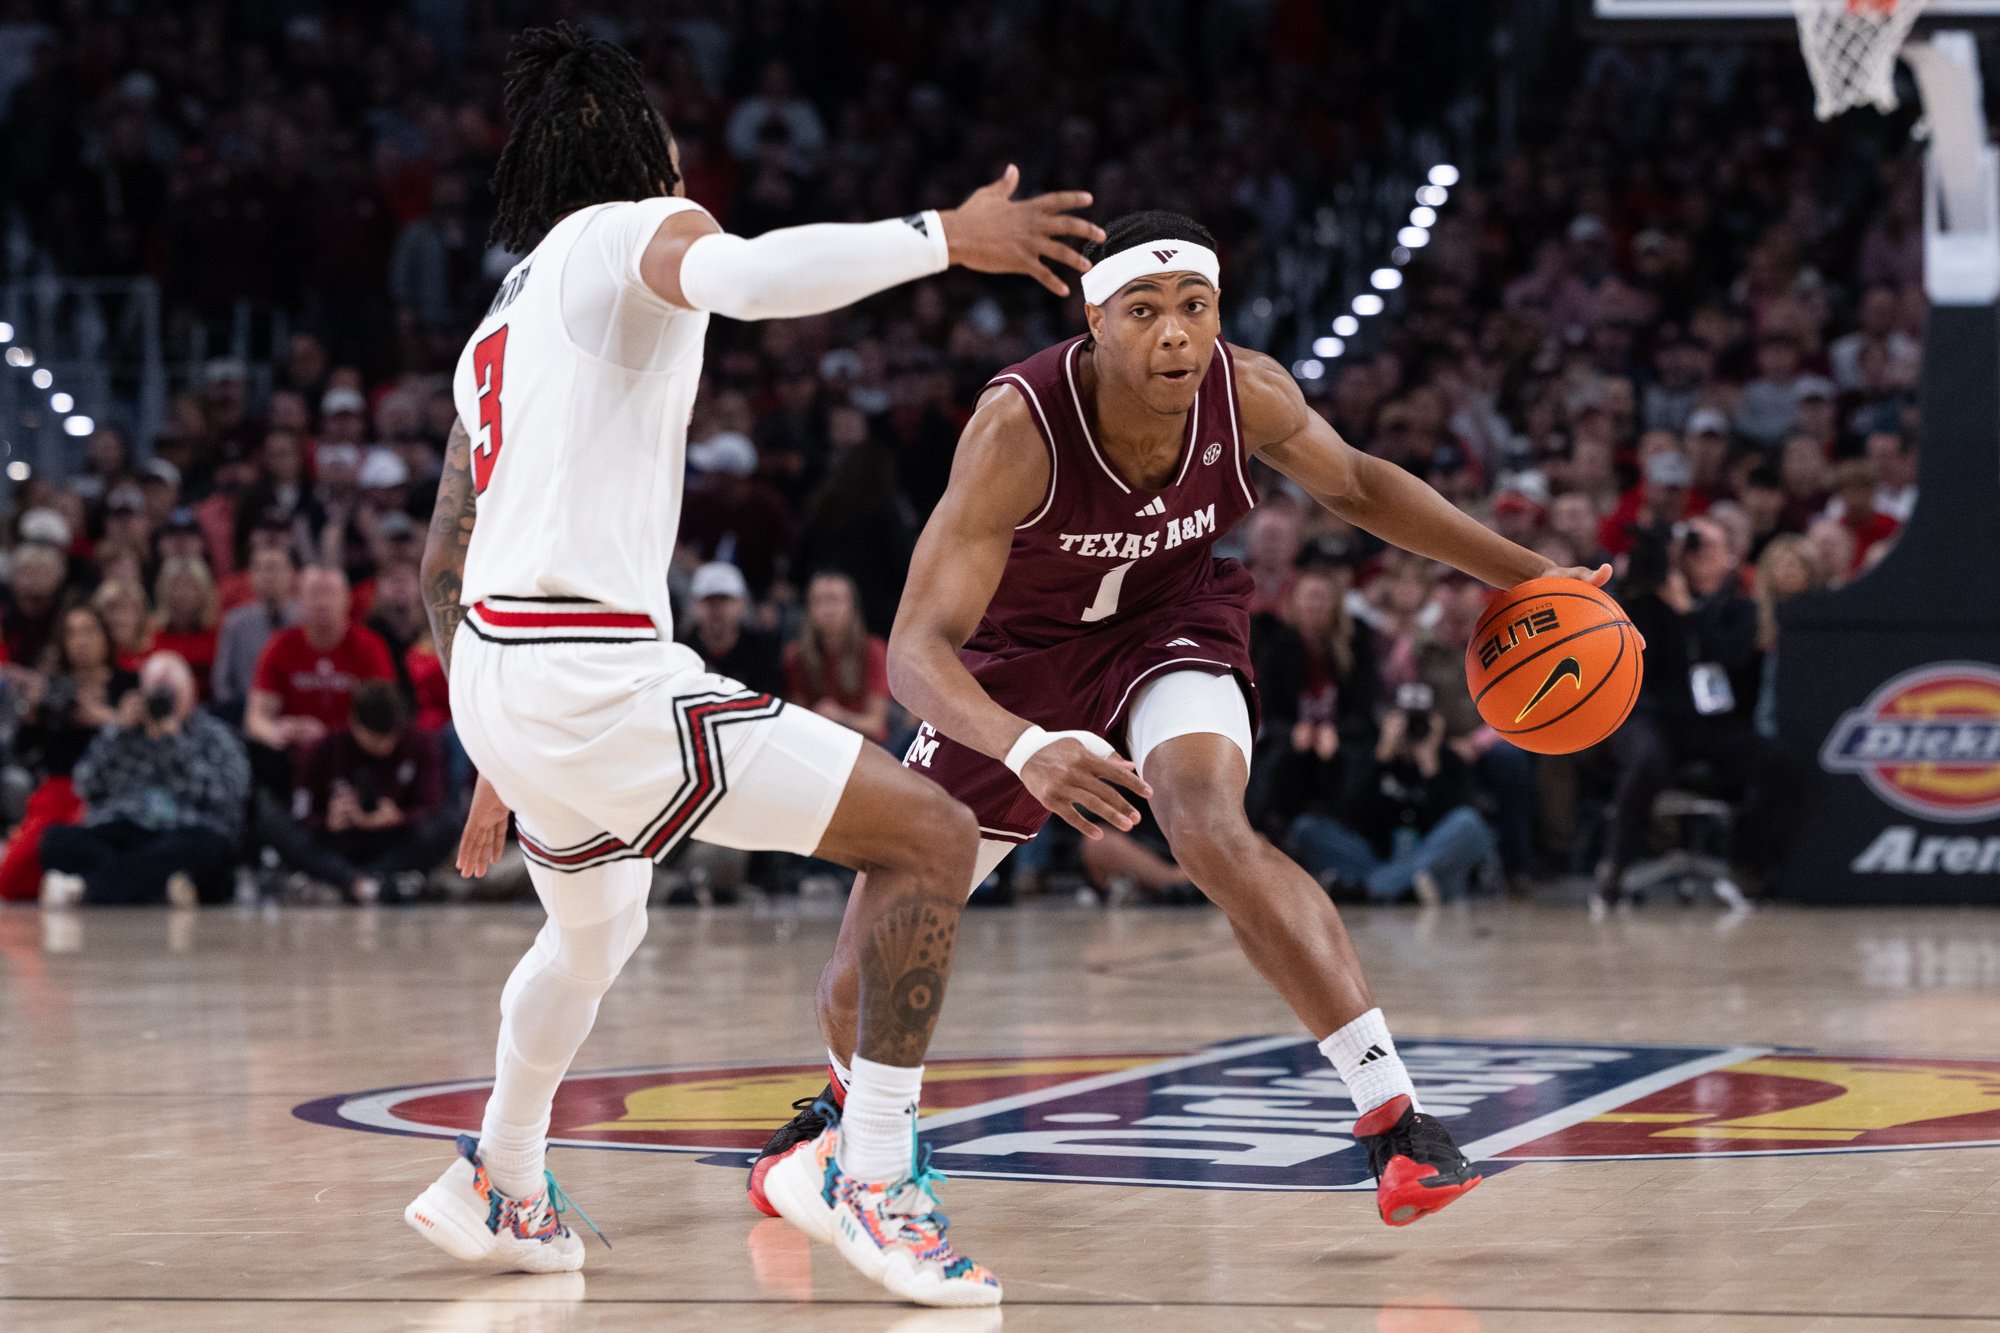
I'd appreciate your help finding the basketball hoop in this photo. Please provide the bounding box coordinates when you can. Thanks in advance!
[1793,0,1931,119]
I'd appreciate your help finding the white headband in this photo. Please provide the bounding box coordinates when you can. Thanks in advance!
[1080,240,1221,306]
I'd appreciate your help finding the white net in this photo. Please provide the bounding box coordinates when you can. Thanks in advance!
[1793,0,1930,119]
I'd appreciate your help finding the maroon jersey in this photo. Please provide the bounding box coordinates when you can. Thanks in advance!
[905,335,1262,844]
[974,335,1261,649]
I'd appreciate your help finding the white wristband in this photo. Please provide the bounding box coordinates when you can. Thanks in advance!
[1003,725,1117,776]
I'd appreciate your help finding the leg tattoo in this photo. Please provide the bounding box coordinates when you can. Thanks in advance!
[855,899,956,1066]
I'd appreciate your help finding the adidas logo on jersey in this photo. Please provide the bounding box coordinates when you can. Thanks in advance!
[1134,497,1166,517]
[1166,637,1199,648]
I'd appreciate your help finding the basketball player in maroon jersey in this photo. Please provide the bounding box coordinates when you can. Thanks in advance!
[752,210,1612,1229]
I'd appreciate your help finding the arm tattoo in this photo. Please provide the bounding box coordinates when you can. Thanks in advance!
[855,899,958,1066]
[423,420,476,674]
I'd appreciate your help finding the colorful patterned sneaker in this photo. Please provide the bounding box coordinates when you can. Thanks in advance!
[830,1147,1002,1308]
[757,1096,842,1243]
[403,1135,604,1272]
[1354,1094,1482,1226]
[748,1081,842,1218]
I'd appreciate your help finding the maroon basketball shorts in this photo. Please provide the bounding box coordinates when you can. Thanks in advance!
[902,599,1258,846]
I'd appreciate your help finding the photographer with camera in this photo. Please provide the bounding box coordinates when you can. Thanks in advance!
[1286,680,1498,906]
[1601,513,1794,906]
[37,652,250,907]
[260,680,455,904]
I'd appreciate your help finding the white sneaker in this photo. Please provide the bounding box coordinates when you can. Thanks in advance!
[165,872,198,909]
[404,1135,595,1273]
[39,870,83,907]
[764,1102,1000,1308]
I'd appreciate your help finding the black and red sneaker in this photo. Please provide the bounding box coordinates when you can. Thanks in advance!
[747,1077,845,1217]
[1354,1094,1482,1226]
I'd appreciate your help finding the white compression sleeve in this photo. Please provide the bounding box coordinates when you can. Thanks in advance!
[678,211,949,321]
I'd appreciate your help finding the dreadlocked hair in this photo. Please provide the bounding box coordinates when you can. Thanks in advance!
[1079,209,1216,348]
[489,22,681,252]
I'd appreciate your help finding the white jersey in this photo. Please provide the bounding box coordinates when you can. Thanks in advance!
[452,196,712,637]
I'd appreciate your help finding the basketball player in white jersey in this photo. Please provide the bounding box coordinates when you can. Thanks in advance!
[401,26,1101,1307]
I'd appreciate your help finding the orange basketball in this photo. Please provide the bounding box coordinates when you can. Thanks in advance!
[1465,577,1642,755]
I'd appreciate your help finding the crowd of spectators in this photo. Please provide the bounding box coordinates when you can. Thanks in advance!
[0,3,1932,907]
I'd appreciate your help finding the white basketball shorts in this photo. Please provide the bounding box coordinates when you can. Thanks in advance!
[450,599,864,871]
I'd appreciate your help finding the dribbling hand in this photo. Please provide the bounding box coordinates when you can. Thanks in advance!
[940,165,1107,297]
[1545,562,1613,588]
[1018,737,1154,840]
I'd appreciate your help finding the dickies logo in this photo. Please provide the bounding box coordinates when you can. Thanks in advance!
[296,1039,2000,1190]
[1820,662,2000,822]
[1201,442,1222,465]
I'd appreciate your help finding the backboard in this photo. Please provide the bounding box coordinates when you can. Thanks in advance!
[1580,0,2000,40]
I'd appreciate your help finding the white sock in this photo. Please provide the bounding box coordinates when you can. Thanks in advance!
[1318,1008,1420,1119]
[827,1047,853,1099]
[836,1054,923,1184]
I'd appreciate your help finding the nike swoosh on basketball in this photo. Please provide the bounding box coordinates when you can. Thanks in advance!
[1515,657,1584,723]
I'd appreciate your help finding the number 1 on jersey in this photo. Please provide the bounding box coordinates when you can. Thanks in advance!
[1082,560,1136,623]
[471,325,508,494]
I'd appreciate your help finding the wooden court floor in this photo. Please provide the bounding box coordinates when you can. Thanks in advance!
[2,898,1998,1333]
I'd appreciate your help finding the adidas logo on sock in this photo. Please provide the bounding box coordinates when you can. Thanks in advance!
[1134,497,1166,517]
[1165,637,1198,648]
[1358,1044,1387,1064]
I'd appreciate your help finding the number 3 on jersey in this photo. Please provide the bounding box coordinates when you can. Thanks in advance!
[471,326,508,494]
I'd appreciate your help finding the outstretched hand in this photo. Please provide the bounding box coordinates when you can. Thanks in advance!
[940,165,1106,297]
[457,774,511,878]
[1018,737,1153,840]
[1547,562,1613,588]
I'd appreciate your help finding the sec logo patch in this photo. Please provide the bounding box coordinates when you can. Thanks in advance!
[1820,661,2000,822]
[297,1038,2000,1190]
[1202,442,1222,465]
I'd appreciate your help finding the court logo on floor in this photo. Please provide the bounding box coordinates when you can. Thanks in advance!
[296,1039,2000,1190]
[1819,660,2000,822]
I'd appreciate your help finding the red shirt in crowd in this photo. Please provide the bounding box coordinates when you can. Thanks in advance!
[1843,511,1900,572]
[1596,484,1712,557]
[252,623,396,735]
[153,626,219,698]
[783,637,891,743]
[405,640,452,732]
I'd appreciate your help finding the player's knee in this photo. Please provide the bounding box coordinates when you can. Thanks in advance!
[891,786,978,878]
[549,901,647,989]
[1161,801,1260,887]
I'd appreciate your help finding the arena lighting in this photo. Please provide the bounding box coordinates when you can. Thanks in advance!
[49,392,71,413]
[0,322,12,341]
[1251,297,1273,318]
[1352,293,1385,316]
[1409,205,1437,227]
[1332,315,1359,336]
[1290,358,1324,380]
[1390,246,1412,265]
[63,415,92,436]
[1398,226,1430,248]
[31,368,51,389]
[1370,268,1403,291]
[1416,184,1448,207]
[7,346,33,367]
[1312,336,1346,357]
[1428,164,1461,187]
[6,461,28,481]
